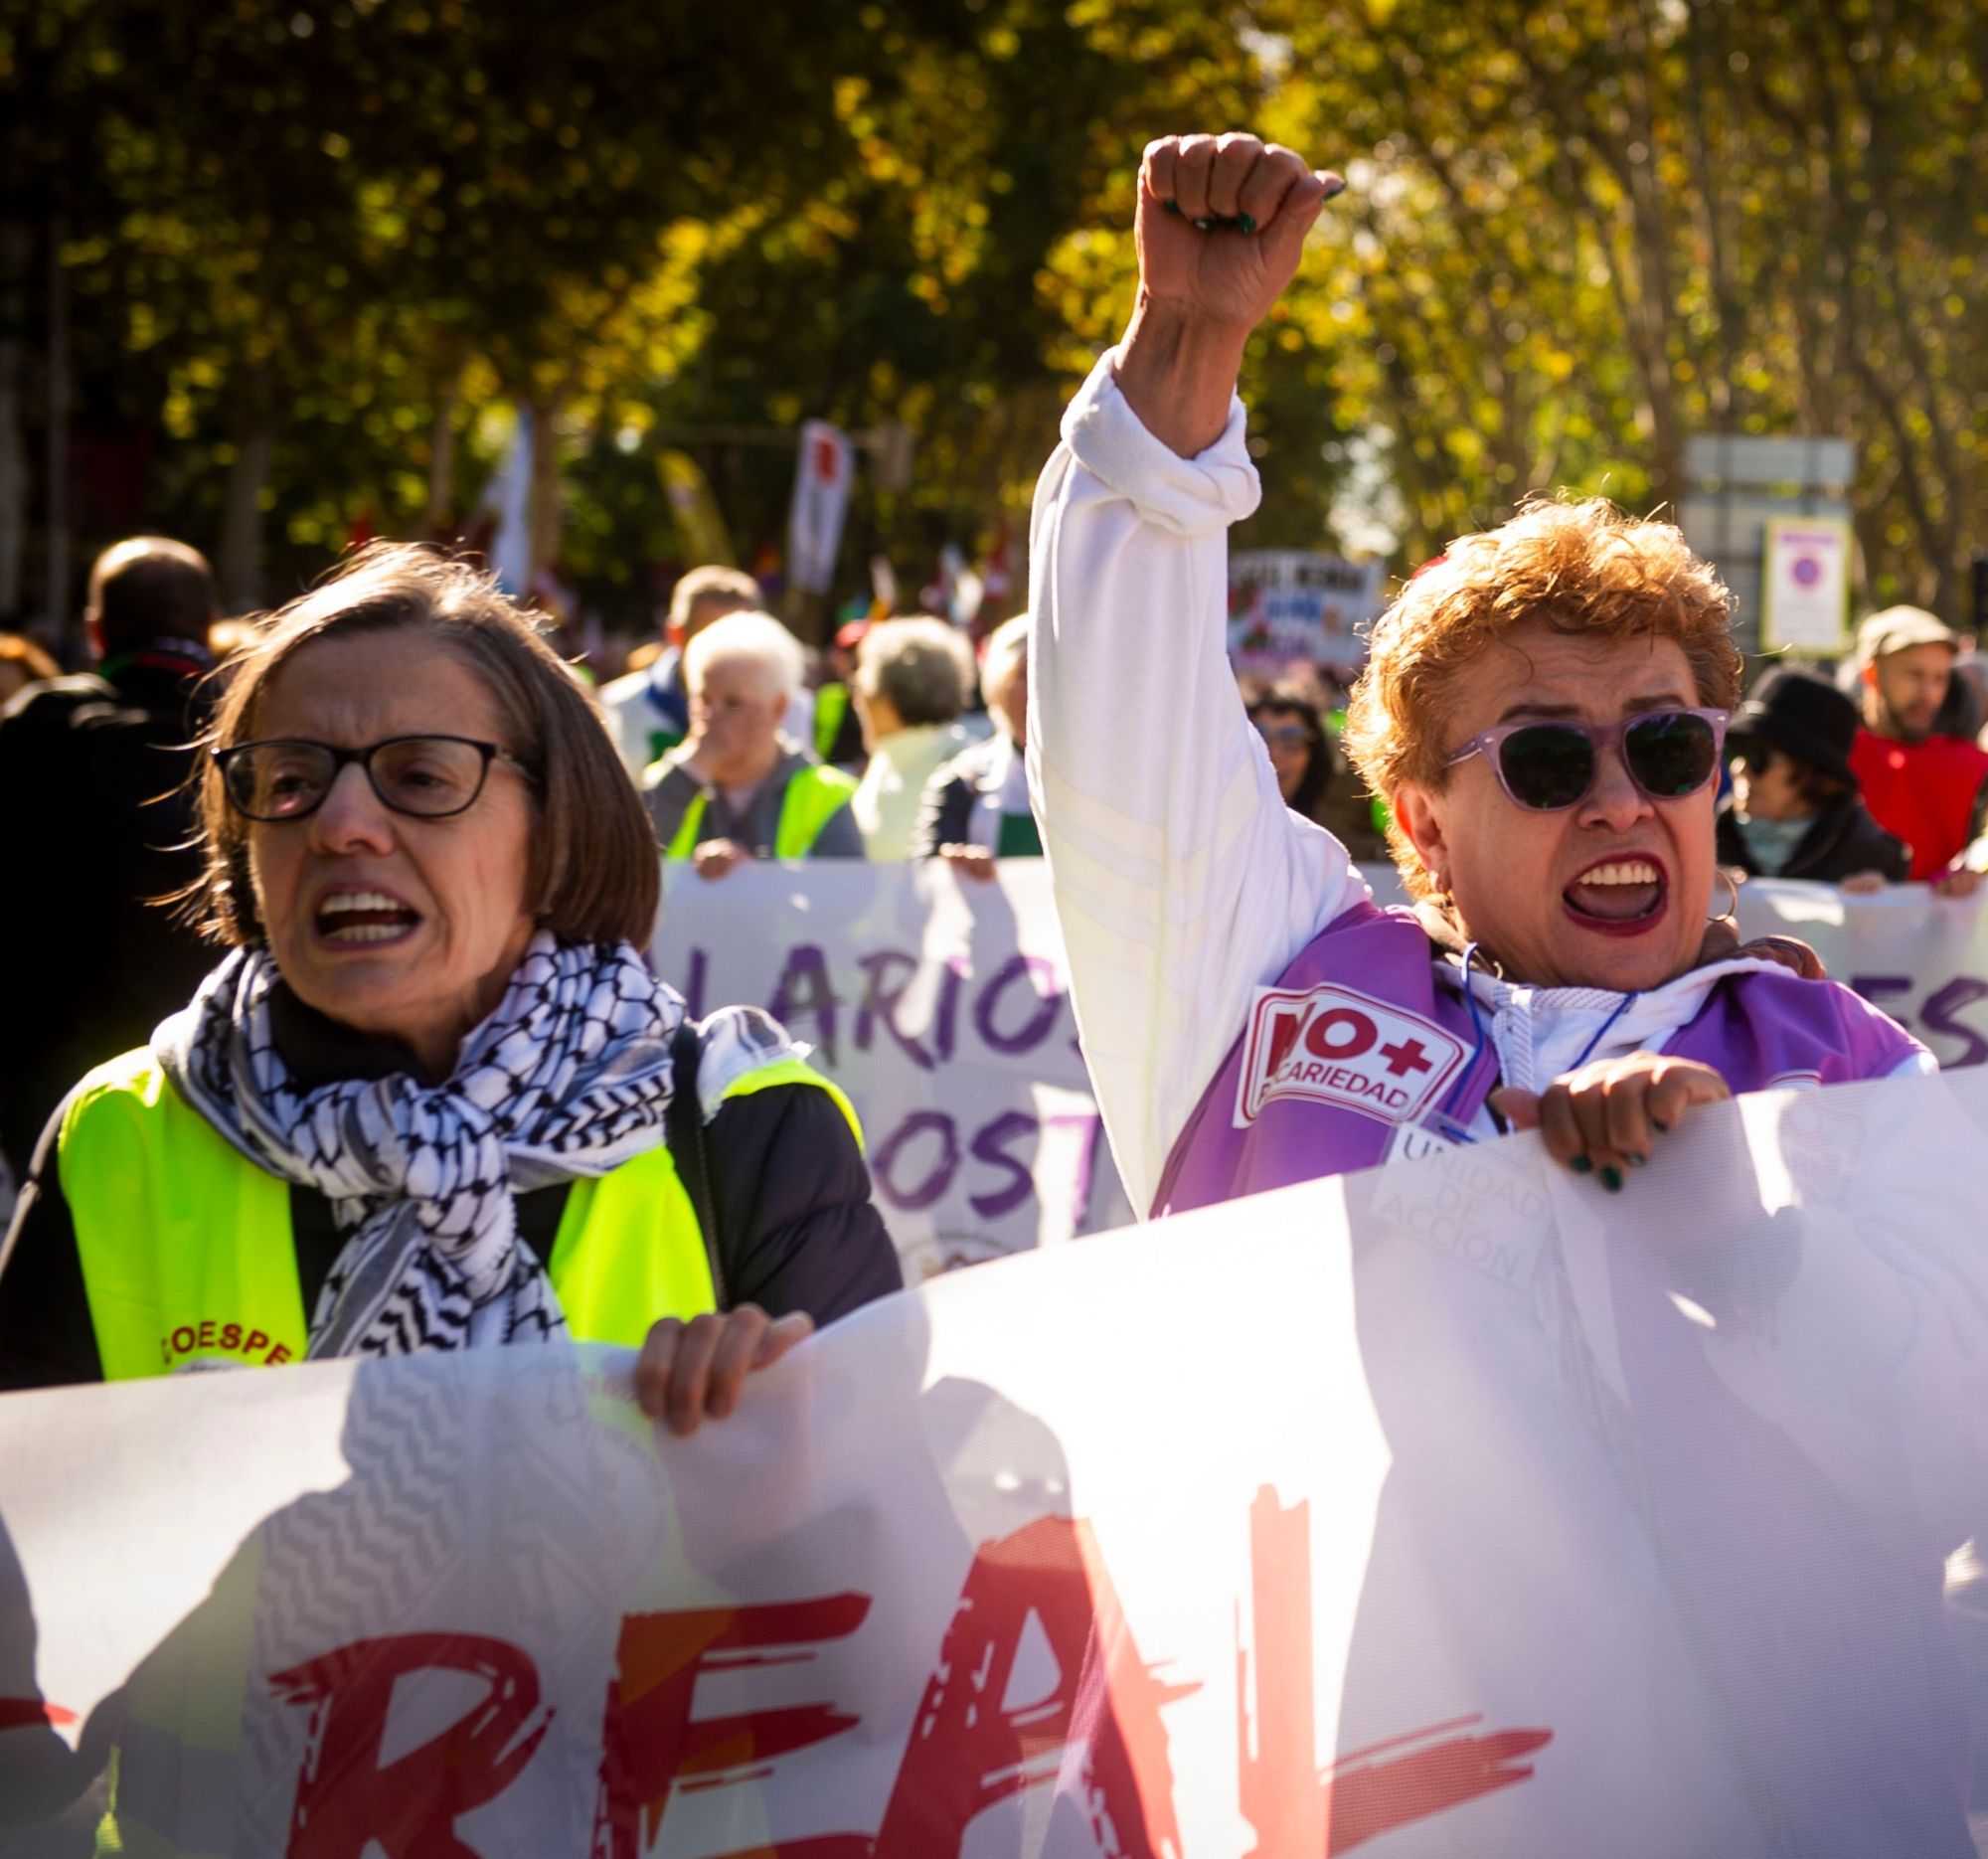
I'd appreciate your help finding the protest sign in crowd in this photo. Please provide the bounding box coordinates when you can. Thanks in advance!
[7,115,1988,1859]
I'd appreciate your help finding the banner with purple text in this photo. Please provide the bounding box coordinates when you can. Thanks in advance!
[7,1069,1988,1855]
[652,860,1133,1279]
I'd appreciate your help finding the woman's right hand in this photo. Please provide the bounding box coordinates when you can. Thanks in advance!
[693,838,746,881]
[1134,135,1338,334]
[1116,135,1342,456]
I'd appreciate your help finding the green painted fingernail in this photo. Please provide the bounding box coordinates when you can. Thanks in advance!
[1627,1152,1648,1167]
[1651,1118,1672,1134]
[1600,1165,1623,1193]
[1163,200,1180,215]
[1237,212,1257,234]
[1570,1154,1592,1174]
[1193,216,1216,231]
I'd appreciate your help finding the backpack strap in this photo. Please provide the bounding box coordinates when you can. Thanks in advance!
[666,1019,727,1310]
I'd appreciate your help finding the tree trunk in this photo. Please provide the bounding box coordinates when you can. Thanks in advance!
[218,366,276,613]
[0,216,28,621]
[525,394,562,592]
[44,211,70,642]
[422,364,463,540]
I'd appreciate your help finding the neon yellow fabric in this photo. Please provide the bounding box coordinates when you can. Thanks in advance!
[61,1049,305,1381]
[57,1047,848,1380]
[663,761,859,861]
[547,1144,714,1347]
[813,681,851,760]
[721,1057,862,1147]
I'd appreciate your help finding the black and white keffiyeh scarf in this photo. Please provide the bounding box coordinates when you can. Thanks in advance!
[154,931,793,1360]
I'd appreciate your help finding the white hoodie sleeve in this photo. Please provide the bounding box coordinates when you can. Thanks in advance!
[1026,351,1369,1214]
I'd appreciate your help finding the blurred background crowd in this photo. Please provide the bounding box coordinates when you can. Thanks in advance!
[3,0,1988,1201]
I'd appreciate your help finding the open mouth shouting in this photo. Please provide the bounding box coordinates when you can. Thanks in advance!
[313,887,422,947]
[1563,855,1668,936]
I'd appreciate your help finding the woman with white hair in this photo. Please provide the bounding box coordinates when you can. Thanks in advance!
[642,610,864,879]
[849,616,974,860]
[911,613,1040,877]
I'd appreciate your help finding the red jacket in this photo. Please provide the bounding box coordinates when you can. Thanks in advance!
[1849,728,1988,880]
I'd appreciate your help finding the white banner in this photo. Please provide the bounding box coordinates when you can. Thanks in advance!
[7,1068,1988,1854]
[652,862,1133,1278]
[1732,877,1988,1069]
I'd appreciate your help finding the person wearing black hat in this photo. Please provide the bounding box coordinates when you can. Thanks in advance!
[1719,667,1909,890]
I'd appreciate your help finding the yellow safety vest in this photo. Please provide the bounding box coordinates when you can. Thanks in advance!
[660,760,858,862]
[58,1045,858,1382]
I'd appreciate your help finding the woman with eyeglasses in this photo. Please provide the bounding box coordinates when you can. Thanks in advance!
[1028,133,1931,1222]
[1246,681,1390,861]
[0,545,899,1419]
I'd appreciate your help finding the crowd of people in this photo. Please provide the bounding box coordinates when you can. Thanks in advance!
[2,121,1987,1853]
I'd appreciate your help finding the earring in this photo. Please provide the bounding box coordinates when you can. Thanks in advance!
[1709,867,1739,928]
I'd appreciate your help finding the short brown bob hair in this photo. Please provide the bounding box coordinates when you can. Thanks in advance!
[1343,496,1740,901]
[188,542,659,947]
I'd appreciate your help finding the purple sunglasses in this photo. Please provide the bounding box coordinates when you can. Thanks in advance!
[1445,707,1731,811]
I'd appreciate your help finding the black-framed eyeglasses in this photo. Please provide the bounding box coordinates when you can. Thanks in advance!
[1252,722,1316,753]
[213,735,533,822]
[1444,708,1730,812]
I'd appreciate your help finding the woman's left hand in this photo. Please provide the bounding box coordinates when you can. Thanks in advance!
[635,1305,814,1436]
[1491,1054,1731,1190]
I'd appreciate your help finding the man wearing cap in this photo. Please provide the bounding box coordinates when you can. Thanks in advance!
[1847,605,1988,893]
[1720,667,1909,889]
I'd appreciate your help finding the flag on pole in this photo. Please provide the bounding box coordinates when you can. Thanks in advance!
[787,420,855,595]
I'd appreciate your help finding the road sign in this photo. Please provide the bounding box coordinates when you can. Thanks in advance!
[1760,517,1853,654]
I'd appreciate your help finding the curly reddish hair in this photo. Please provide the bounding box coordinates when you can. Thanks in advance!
[1342,496,1740,901]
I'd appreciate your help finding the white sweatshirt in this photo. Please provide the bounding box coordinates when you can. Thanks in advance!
[1026,351,1931,1216]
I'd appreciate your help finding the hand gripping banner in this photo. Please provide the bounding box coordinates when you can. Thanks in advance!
[7,1067,1988,1854]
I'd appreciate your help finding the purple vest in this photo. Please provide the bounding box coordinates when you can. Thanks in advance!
[1155,900,1925,1217]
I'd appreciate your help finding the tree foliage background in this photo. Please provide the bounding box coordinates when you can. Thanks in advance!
[2,0,1982,637]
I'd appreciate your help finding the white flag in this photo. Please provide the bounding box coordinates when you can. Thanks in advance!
[787,420,855,595]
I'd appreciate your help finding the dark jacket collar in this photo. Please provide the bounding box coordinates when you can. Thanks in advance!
[267,979,433,1088]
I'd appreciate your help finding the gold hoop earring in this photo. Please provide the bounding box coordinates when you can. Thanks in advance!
[1709,867,1739,928]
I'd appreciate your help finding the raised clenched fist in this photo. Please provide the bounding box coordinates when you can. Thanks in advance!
[1115,134,1344,456]
[1136,134,1342,335]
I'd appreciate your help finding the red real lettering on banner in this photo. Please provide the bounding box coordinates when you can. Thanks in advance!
[270,1632,552,1859]
[871,1513,1195,1858]
[1237,1485,1553,1856]
[592,1592,871,1859]
[590,1516,1191,1857]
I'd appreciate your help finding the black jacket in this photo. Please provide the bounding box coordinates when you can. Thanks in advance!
[0,648,218,1174]
[0,984,902,1390]
[1716,792,1912,885]
[910,740,989,857]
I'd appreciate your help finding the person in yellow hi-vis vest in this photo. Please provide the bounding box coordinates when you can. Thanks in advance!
[0,545,900,1406]
[640,609,865,879]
